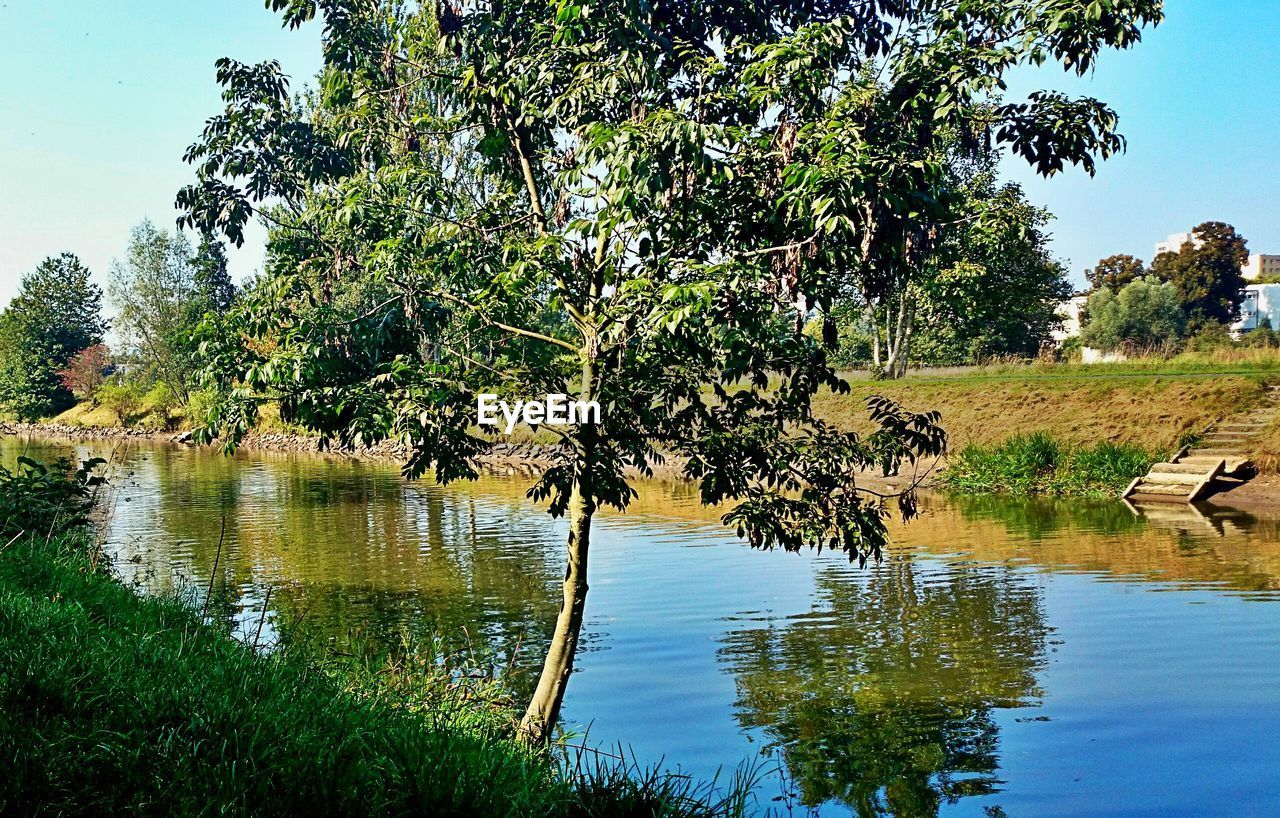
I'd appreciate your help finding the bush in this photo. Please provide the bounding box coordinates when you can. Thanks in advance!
[57,344,109,404]
[1186,321,1234,352]
[96,378,146,425]
[143,382,179,430]
[939,433,1158,498]
[1080,276,1185,352]
[0,456,104,541]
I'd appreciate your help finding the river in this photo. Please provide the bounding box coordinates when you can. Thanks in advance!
[5,435,1279,817]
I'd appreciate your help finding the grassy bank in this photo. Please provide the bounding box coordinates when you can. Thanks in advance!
[815,368,1274,452]
[0,461,750,817]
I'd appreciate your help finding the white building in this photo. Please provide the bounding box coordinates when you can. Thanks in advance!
[1051,293,1089,343]
[1240,254,1280,281]
[1154,232,1196,256]
[1232,284,1280,334]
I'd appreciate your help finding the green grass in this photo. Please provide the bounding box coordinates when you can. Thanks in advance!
[0,525,754,816]
[936,433,1161,498]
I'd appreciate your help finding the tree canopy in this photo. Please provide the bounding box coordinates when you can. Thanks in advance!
[1150,221,1248,327]
[1079,275,1184,352]
[0,253,106,420]
[1086,253,1145,292]
[178,0,1162,743]
[109,221,236,402]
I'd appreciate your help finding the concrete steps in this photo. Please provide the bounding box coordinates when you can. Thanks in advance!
[1123,385,1277,503]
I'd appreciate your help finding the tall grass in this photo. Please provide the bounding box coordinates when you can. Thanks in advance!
[938,433,1159,498]
[0,462,757,818]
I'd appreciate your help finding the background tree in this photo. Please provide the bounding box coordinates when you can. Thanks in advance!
[1150,221,1248,327]
[58,344,110,404]
[0,253,106,419]
[110,221,235,403]
[1086,254,1146,292]
[909,165,1071,365]
[1079,276,1184,352]
[179,0,1161,744]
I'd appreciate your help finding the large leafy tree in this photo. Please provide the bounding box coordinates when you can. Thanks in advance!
[0,253,106,420]
[179,0,1160,743]
[907,158,1071,366]
[1150,221,1249,327]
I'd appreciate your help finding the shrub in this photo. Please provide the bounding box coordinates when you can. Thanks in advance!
[1080,276,1185,352]
[1186,321,1234,352]
[57,344,109,404]
[96,378,146,425]
[144,382,179,429]
[0,456,104,541]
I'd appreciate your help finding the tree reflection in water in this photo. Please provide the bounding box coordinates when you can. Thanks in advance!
[719,557,1048,817]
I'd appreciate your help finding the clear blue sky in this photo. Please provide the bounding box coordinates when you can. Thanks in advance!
[1,1,1277,309]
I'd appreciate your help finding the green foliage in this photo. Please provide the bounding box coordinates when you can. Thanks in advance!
[1085,253,1146,292]
[144,382,180,429]
[1150,221,1249,327]
[1080,276,1185,352]
[96,378,147,425]
[939,434,1157,498]
[909,165,1072,366]
[1186,321,1235,352]
[176,0,1162,736]
[109,220,236,403]
[1240,322,1280,349]
[0,456,105,541]
[0,254,106,420]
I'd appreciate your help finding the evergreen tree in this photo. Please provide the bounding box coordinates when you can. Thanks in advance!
[0,253,107,419]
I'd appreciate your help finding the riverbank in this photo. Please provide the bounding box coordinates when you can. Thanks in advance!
[0,463,750,818]
[8,363,1280,502]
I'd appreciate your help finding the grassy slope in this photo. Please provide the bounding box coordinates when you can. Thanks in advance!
[0,532,744,818]
[814,370,1275,452]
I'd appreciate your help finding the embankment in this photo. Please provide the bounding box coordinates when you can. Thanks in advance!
[8,366,1280,498]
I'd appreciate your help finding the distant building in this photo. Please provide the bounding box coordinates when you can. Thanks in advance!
[1231,284,1280,335]
[1051,293,1089,343]
[1240,254,1280,281]
[1154,232,1196,256]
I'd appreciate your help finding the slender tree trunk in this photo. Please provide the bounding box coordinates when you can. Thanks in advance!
[518,469,594,745]
[518,354,597,746]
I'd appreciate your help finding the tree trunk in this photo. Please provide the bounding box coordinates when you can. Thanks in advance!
[519,353,597,746]
[518,459,594,745]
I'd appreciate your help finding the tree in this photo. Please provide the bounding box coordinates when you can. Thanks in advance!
[909,163,1071,365]
[110,221,234,403]
[1079,276,1184,352]
[179,0,1161,744]
[1086,254,1146,292]
[0,253,106,419]
[1150,221,1249,327]
[58,344,110,403]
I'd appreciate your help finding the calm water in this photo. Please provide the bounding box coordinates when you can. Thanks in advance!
[6,436,1280,817]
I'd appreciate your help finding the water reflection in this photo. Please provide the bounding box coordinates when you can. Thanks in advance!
[720,558,1047,816]
[4,435,1280,816]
